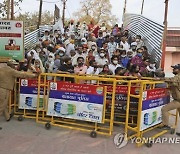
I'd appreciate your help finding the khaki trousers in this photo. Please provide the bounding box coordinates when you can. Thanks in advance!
[162,100,180,126]
[0,88,10,120]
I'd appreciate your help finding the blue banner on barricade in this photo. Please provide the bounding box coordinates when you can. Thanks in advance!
[47,82,105,123]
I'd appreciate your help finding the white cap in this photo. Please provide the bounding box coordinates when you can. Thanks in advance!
[91,42,96,46]
[58,47,66,53]
[64,40,70,46]
[81,38,87,42]
[131,42,137,46]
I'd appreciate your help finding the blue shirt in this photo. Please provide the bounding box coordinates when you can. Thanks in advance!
[96,37,105,48]
[121,57,130,68]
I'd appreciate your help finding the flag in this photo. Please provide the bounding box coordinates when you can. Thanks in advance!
[54,4,60,20]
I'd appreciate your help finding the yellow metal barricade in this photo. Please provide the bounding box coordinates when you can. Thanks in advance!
[11,78,46,121]
[113,79,140,126]
[36,73,116,137]
[125,80,179,147]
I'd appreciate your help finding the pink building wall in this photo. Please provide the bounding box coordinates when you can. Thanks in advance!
[164,51,180,76]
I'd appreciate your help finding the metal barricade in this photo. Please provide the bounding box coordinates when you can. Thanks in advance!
[11,78,45,121]
[36,73,116,137]
[125,80,178,147]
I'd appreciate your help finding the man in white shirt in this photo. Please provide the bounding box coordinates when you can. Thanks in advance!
[45,53,55,80]
[87,60,99,75]
[64,39,75,56]
[72,45,86,66]
[136,35,144,49]
[120,36,130,51]
[42,30,50,41]
[86,60,99,84]
[70,50,77,66]
[108,36,118,58]
[109,55,123,75]
[95,48,109,72]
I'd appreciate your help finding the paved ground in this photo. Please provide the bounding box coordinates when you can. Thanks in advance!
[0,116,180,154]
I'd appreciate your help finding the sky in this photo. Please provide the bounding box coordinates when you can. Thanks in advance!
[6,0,180,27]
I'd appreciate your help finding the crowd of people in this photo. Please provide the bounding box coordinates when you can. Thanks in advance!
[18,20,165,79]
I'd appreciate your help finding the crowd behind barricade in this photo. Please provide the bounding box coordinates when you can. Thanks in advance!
[18,20,165,79]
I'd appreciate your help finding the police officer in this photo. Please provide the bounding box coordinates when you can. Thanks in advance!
[0,59,37,130]
[159,64,180,136]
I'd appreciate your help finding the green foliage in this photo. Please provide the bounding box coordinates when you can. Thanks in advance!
[0,0,23,18]
[16,11,54,31]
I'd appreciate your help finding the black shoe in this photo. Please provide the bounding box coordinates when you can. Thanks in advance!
[6,113,14,122]
[176,132,180,136]
[0,127,2,130]
[159,125,171,130]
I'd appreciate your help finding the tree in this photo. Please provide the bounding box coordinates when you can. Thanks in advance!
[16,11,54,31]
[73,0,118,26]
[0,0,23,19]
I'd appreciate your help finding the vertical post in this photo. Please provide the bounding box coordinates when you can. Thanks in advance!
[7,0,10,19]
[54,9,56,25]
[11,0,14,20]
[62,0,67,27]
[141,0,145,15]
[123,0,127,15]
[122,0,127,28]
[161,0,169,69]
[37,0,43,29]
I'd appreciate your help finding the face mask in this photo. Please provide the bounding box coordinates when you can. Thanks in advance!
[150,64,155,68]
[132,46,136,50]
[121,55,126,58]
[137,53,142,57]
[36,48,41,53]
[45,36,49,40]
[36,64,40,68]
[48,58,54,62]
[113,60,118,65]
[100,53,105,57]
[91,46,96,50]
[59,53,64,57]
[136,39,140,42]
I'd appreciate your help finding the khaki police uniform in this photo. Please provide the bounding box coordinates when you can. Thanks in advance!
[162,73,180,126]
[0,66,36,120]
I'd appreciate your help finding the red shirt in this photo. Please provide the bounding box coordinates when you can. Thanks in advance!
[88,24,95,32]
[92,26,100,38]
